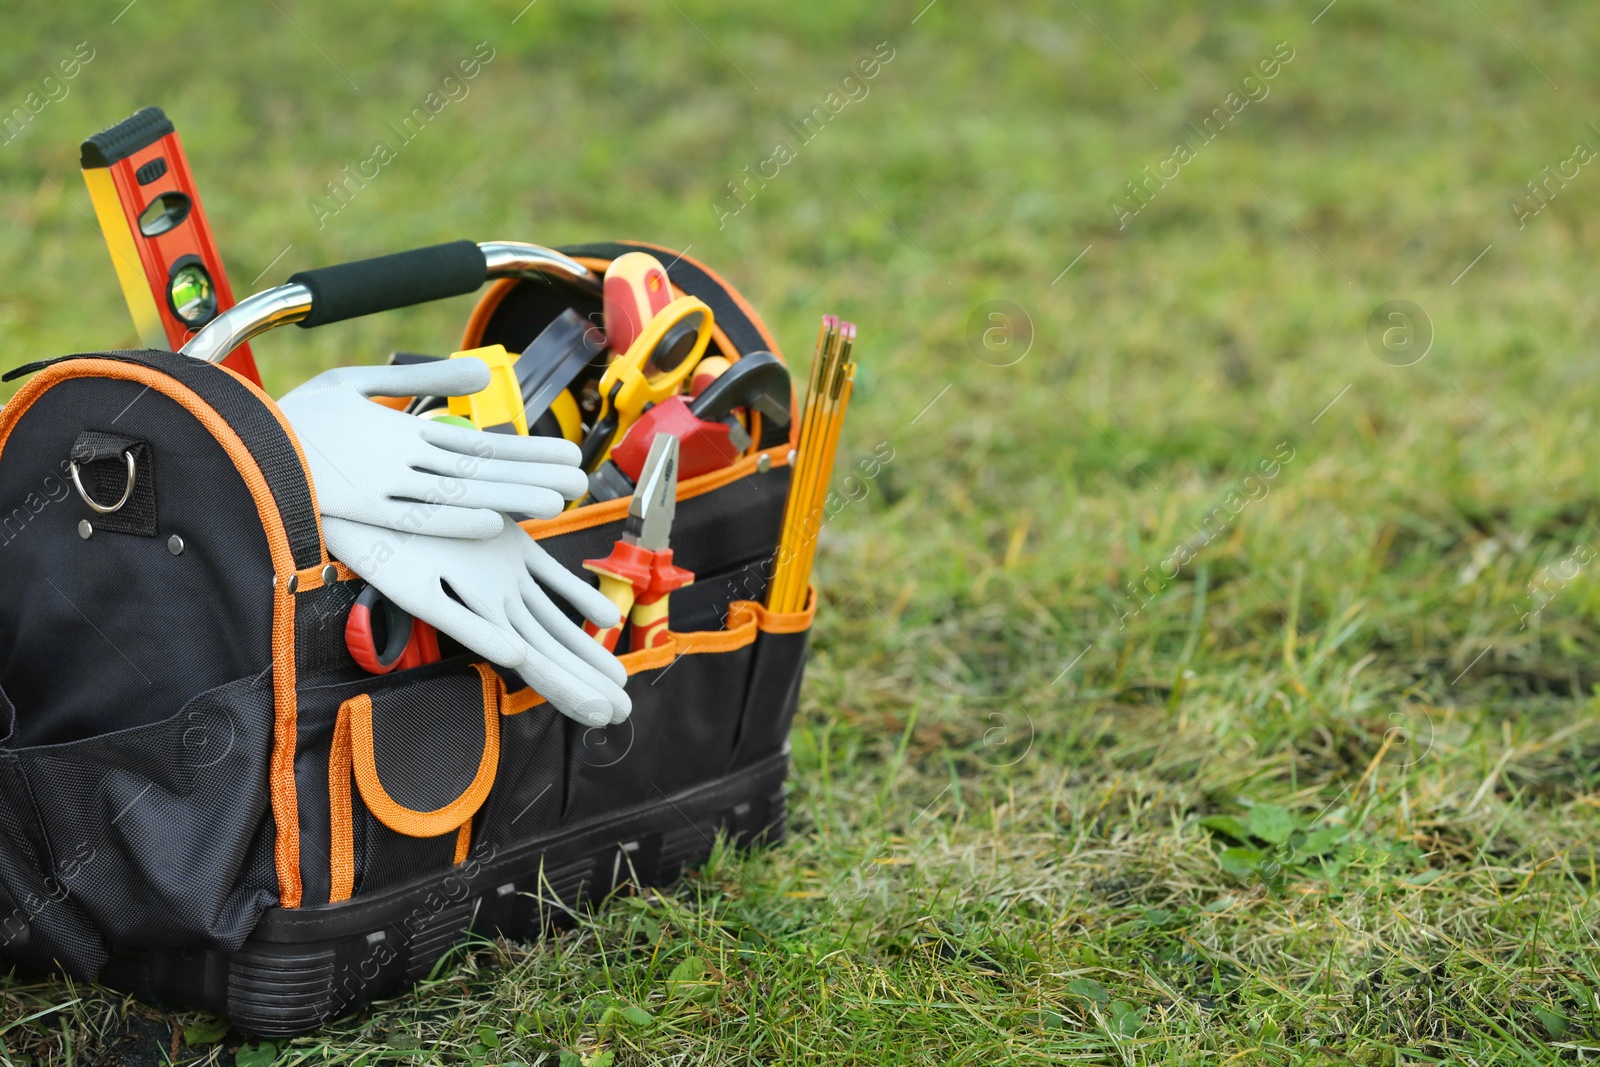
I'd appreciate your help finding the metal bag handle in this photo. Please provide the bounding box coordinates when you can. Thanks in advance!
[179,241,599,364]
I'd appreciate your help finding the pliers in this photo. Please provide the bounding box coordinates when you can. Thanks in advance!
[583,433,694,652]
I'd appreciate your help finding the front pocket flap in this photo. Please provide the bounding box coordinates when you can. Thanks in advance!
[343,663,501,838]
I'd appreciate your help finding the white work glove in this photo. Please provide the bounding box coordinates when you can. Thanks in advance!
[323,515,633,728]
[279,360,589,539]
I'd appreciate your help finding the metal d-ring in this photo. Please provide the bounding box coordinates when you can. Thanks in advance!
[69,451,137,514]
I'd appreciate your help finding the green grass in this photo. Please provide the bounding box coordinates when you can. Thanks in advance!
[5,0,1600,1062]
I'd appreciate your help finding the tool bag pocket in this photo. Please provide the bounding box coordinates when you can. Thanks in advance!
[318,662,501,903]
[0,349,322,978]
[478,594,814,831]
[0,674,279,978]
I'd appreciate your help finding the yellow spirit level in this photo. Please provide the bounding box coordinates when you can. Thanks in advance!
[80,106,261,385]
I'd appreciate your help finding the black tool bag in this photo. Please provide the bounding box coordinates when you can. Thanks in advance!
[0,241,812,1035]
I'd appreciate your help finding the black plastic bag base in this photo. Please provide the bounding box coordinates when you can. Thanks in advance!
[97,751,790,1036]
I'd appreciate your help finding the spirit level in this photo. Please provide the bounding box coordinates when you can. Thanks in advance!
[80,106,261,385]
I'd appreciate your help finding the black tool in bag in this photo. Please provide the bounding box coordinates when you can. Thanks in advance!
[0,240,813,1035]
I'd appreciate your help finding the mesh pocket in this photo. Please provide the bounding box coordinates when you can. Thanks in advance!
[0,676,278,980]
[562,626,760,825]
[477,696,565,850]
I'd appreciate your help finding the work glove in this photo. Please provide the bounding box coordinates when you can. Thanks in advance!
[324,515,633,728]
[279,360,589,539]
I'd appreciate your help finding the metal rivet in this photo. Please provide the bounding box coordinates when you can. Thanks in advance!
[77,519,93,540]
[756,453,772,473]
[285,574,299,594]
[322,564,338,584]
[787,449,796,465]
[167,534,185,556]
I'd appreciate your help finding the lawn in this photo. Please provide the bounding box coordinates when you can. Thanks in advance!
[4,0,1600,1063]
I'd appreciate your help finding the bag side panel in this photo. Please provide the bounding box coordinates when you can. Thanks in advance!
[0,377,276,744]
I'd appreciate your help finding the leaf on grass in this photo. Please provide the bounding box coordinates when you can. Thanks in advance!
[1245,803,1298,845]
[668,954,715,1002]
[1404,869,1445,886]
[1298,826,1349,856]
[621,1005,654,1027]
[558,1053,583,1067]
[184,1020,229,1046]
[1199,815,1250,841]
[477,1025,501,1049]
[669,955,706,983]
[587,1051,615,1067]
[1110,1000,1146,1037]
[236,1042,278,1067]
[1536,1007,1568,1038]
[1218,847,1265,879]
[1067,977,1109,1004]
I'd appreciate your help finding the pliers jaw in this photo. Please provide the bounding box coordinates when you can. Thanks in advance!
[582,433,694,652]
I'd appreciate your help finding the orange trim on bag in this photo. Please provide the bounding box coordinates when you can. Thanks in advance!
[454,823,472,865]
[271,583,303,907]
[520,443,790,542]
[753,586,818,634]
[502,686,543,716]
[500,594,813,713]
[328,698,357,904]
[461,277,520,350]
[617,639,679,675]
[0,359,313,908]
[349,665,501,838]
[293,560,358,592]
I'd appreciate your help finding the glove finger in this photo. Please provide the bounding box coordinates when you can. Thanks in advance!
[338,492,507,539]
[521,579,630,689]
[400,469,566,521]
[410,593,527,669]
[506,592,631,714]
[432,480,568,521]
[346,358,492,400]
[418,421,584,467]
[323,519,527,667]
[523,539,624,628]
[511,647,617,728]
[414,453,590,501]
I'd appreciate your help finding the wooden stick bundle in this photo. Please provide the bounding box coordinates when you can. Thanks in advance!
[769,316,857,613]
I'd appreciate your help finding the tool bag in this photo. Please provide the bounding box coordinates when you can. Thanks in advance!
[0,241,812,1035]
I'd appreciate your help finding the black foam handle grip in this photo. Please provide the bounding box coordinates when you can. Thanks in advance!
[288,240,487,328]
